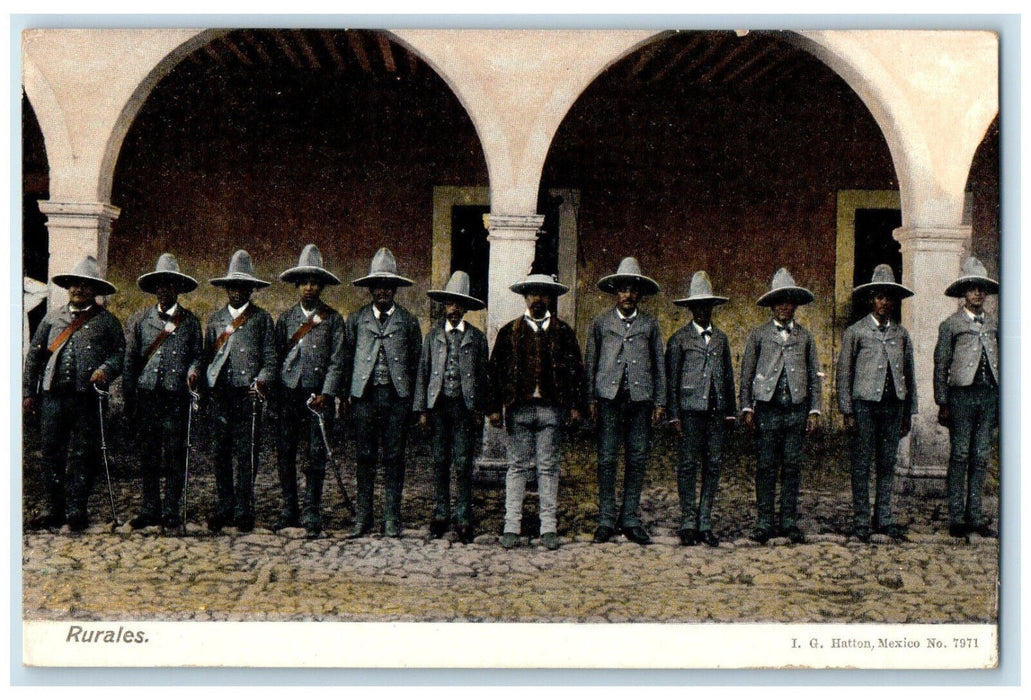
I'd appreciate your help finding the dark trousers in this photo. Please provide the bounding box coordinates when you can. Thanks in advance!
[134,389,189,519]
[850,399,904,530]
[596,396,652,529]
[353,384,410,528]
[753,402,808,531]
[430,396,477,526]
[209,387,260,521]
[39,393,102,519]
[947,384,999,528]
[276,386,331,526]
[677,409,726,532]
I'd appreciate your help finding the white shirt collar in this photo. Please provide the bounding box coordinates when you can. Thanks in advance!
[300,303,319,319]
[524,310,551,331]
[868,314,890,329]
[69,303,94,314]
[445,319,466,333]
[963,306,985,321]
[615,308,638,322]
[373,304,396,320]
[227,301,250,319]
[158,302,178,317]
[773,319,794,331]
[692,321,712,335]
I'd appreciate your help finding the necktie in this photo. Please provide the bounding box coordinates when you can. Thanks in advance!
[973,315,984,326]
[158,312,171,322]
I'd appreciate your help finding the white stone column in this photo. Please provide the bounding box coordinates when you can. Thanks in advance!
[476,213,544,478]
[37,201,121,306]
[894,225,970,485]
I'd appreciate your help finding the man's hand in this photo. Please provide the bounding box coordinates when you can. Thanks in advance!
[937,406,950,427]
[418,412,430,435]
[901,414,912,437]
[652,406,666,426]
[567,408,582,427]
[670,418,682,435]
[187,369,199,390]
[805,414,820,435]
[249,380,267,399]
[488,412,502,428]
[309,393,327,411]
[742,411,755,431]
[844,415,857,434]
[23,397,37,414]
[90,368,109,388]
[588,404,598,424]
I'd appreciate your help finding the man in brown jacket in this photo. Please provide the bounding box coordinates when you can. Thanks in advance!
[486,272,585,550]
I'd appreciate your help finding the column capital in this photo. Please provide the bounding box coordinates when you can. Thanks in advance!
[893,225,970,250]
[486,213,544,242]
[38,200,121,228]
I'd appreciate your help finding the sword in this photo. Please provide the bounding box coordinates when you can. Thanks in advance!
[306,395,355,516]
[94,385,120,527]
[250,381,264,489]
[179,387,201,532]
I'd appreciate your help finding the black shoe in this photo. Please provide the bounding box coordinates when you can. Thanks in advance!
[429,519,449,539]
[750,527,772,544]
[853,526,872,543]
[882,524,909,542]
[699,530,720,548]
[305,524,323,539]
[678,529,698,546]
[541,532,559,550]
[27,513,64,530]
[781,526,807,544]
[970,523,997,538]
[501,532,518,549]
[349,521,372,539]
[272,515,300,532]
[234,515,255,533]
[207,513,230,534]
[384,521,401,538]
[66,513,89,532]
[622,525,651,545]
[456,524,475,544]
[948,524,968,538]
[130,514,162,529]
[593,525,615,543]
[161,513,183,530]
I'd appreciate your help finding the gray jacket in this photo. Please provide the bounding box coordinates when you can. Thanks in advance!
[666,322,736,415]
[739,319,822,413]
[933,309,999,405]
[583,309,667,406]
[413,319,489,413]
[836,315,917,415]
[345,303,422,400]
[203,304,277,389]
[123,304,203,400]
[275,302,346,396]
[23,304,124,397]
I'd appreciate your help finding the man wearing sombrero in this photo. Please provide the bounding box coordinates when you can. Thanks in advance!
[666,271,736,547]
[273,244,346,537]
[837,264,917,543]
[739,268,822,544]
[344,247,422,538]
[203,250,277,533]
[486,269,586,550]
[413,270,489,544]
[23,256,125,531]
[933,256,999,539]
[583,257,666,545]
[123,253,204,530]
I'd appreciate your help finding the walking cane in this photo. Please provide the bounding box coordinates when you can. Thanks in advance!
[94,385,120,527]
[179,387,201,533]
[250,381,264,489]
[306,395,355,516]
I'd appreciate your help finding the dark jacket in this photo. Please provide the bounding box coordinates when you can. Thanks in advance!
[203,303,277,390]
[666,322,736,415]
[413,319,489,413]
[739,319,822,413]
[275,302,346,396]
[837,315,917,415]
[123,304,203,402]
[344,302,422,400]
[933,309,1000,405]
[23,303,124,397]
[486,315,586,415]
[583,308,666,406]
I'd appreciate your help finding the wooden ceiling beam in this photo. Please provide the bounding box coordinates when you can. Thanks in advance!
[240,31,274,65]
[680,33,728,82]
[375,33,396,72]
[648,34,704,83]
[293,30,323,70]
[272,31,304,69]
[719,42,780,84]
[348,31,373,72]
[627,40,668,80]
[696,35,756,84]
[319,30,347,70]
[222,37,253,66]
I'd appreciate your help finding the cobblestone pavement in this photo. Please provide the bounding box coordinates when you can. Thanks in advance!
[21,417,1000,623]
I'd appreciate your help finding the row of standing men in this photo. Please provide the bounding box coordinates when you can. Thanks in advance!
[23,246,999,549]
